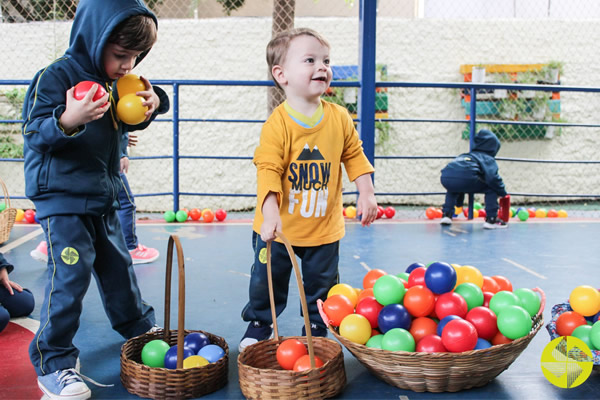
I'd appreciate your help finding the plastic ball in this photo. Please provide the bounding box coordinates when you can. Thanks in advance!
[478,209,487,218]
[517,209,529,221]
[73,81,107,102]
[24,209,36,224]
[491,331,513,345]
[381,328,415,352]
[403,285,436,317]
[365,334,384,349]
[202,209,215,223]
[345,206,357,219]
[276,339,307,370]
[491,275,513,292]
[15,209,25,222]
[509,207,516,217]
[572,325,596,350]
[435,292,468,320]
[357,287,375,303]
[183,355,209,369]
[441,319,477,352]
[175,210,188,222]
[116,74,145,97]
[164,345,194,369]
[497,305,532,339]
[396,272,410,283]
[474,338,492,350]
[384,206,396,218]
[416,334,447,352]
[535,208,547,218]
[141,340,170,368]
[339,313,372,344]
[436,315,462,336]
[473,202,482,210]
[355,297,384,329]
[425,207,437,219]
[323,294,355,327]
[328,283,358,307]
[183,332,210,354]
[590,321,600,350]
[424,261,456,294]
[197,344,225,363]
[215,208,227,221]
[482,291,494,308]
[466,306,498,340]
[455,265,483,288]
[376,205,385,219]
[527,208,536,218]
[481,276,501,294]
[557,209,568,218]
[547,209,558,218]
[117,93,148,125]
[407,267,427,288]
[454,282,484,310]
[454,206,463,217]
[373,275,405,306]
[0,204,5,212]
[163,210,176,223]
[409,317,438,343]
[293,354,324,372]
[489,291,520,317]
[362,268,387,289]
[378,304,412,333]
[434,208,443,218]
[569,285,600,317]
[514,288,541,317]
[556,311,587,336]
[189,208,201,221]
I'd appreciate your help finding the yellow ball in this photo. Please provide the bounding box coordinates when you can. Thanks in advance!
[455,265,483,288]
[328,283,358,307]
[345,206,357,219]
[15,209,25,222]
[472,209,479,218]
[454,206,462,216]
[339,313,372,344]
[183,355,209,369]
[557,209,568,218]
[569,285,600,317]
[117,93,148,125]
[535,209,547,218]
[117,74,145,97]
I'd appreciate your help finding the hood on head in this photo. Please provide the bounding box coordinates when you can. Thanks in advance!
[66,0,157,80]
[472,129,501,156]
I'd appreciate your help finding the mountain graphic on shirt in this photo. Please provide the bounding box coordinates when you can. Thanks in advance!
[297,144,325,161]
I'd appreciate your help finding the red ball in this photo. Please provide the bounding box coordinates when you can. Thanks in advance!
[435,292,468,320]
[376,206,384,219]
[24,209,36,224]
[403,285,435,317]
[478,209,487,218]
[410,317,438,344]
[322,295,354,327]
[482,291,494,308]
[384,206,396,218]
[434,209,443,218]
[425,207,437,219]
[276,339,307,370]
[189,208,201,221]
[407,267,427,288]
[466,306,498,340]
[491,331,513,345]
[355,297,384,329]
[556,311,587,336]
[293,354,324,372]
[527,208,536,218]
[416,334,447,353]
[215,208,227,221]
[441,319,478,352]
[74,81,107,102]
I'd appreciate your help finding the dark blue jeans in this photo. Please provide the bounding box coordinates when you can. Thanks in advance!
[441,175,499,218]
[117,172,138,250]
[241,231,339,329]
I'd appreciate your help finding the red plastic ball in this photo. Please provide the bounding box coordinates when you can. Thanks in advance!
[491,331,513,345]
[416,334,447,353]
[384,206,396,218]
[74,81,107,102]
[215,208,227,221]
[482,291,494,308]
[435,291,468,320]
[434,209,443,218]
[441,319,478,352]
[276,339,307,370]
[407,267,427,288]
[376,206,384,219]
[556,311,587,336]
[409,317,438,344]
[293,354,324,372]
[355,297,384,329]
[362,269,387,289]
[466,306,498,340]
[403,285,436,317]
[478,209,487,218]
[425,207,437,219]
[527,208,536,218]
[189,208,201,221]
[24,209,36,223]
[322,294,354,327]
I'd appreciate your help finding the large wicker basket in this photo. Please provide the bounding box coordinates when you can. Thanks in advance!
[120,235,229,399]
[318,287,546,393]
[0,177,17,244]
[238,232,346,399]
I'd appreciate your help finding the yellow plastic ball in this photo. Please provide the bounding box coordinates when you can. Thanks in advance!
[183,355,209,369]
[117,93,148,125]
[455,265,483,288]
[535,209,547,218]
[15,209,25,222]
[328,283,358,307]
[117,74,145,97]
[454,206,462,216]
[557,209,568,218]
[472,209,479,218]
[339,313,372,344]
[569,285,600,317]
[345,206,357,219]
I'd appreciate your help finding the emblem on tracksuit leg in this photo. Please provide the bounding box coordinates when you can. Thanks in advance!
[61,247,80,265]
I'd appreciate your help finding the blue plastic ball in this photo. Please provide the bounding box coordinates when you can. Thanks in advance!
[164,345,194,369]
[436,315,462,337]
[184,332,210,354]
[197,344,225,363]
[377,304,412,333]
[474,338,492,350]
[406,262,425,274]
[424,262,457,294]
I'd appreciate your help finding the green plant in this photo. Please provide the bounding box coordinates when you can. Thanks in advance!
[546,60,564,75]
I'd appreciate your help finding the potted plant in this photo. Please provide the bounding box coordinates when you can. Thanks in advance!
[542,61,564,84]
[471,64,486,83]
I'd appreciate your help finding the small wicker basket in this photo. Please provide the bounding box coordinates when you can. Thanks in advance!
[318,287,546,393]
[120,235,229,399]
[237,231,346,399]
[0,177,17,244]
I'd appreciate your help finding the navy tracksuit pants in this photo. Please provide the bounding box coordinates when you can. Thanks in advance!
[441,175,500,218]
[30,212,155,376]
[241,231,339,329]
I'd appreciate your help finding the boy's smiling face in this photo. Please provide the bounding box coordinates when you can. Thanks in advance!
[103,43,142,80]
[273,34,332,103]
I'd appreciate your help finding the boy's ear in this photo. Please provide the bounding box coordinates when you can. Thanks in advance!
[272,65,286,87]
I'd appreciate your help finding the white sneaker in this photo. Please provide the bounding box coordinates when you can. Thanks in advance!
[440,216,452,225]
[37,369,91,400]
[483,217,508,230]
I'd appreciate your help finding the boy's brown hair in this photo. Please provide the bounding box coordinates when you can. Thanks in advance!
[108,14,157,52]
[266,28,330,89]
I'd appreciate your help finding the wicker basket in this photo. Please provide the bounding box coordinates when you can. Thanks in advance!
[318,288,546,393]
[238,232,346,399]
[0,177,17,244]
[120,235,229,399]
[546,300,600,372]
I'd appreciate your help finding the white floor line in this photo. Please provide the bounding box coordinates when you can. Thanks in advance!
[443,230,457,237]
[228,270,250,278]
[10,316,40,333]
[0,228,43,253]
[502,257,548,280]
[360,261,371,271]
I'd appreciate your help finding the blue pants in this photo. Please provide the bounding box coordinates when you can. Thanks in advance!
[0,287,35,333]
[241,231,339,329]
[117,172,138,250]
[30,212,155,376]
[441,175,499,218]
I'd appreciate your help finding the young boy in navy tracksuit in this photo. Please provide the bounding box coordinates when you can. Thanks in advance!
[440,129,508,229]
[22,0,169,398]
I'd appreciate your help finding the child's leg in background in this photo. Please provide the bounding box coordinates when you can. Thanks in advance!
[118,172,137,250]
[0,286,35,319]
[483,188,500,218]
[0,305,9,333]
[241,231,293,323]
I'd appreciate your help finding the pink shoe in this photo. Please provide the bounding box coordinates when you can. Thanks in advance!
[30,240,48,263]
[129,244,159,265]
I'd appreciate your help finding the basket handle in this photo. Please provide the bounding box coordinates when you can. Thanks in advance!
[267,231,317,369]
[0,177,11,209]
[164,235,186,369]
[532,287,546,317]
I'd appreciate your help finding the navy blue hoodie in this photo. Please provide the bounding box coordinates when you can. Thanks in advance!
[22,0,169,219]
[441,129,507,196]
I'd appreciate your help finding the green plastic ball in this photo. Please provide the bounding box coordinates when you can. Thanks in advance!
[572,325,596,350]
[0,203,5,212]
[373,275,406,306]
[396,272,410,282]
[497,305,532,339]
[454,282,484,310]
[510,207,516,217]
[473,202,482,210]
[175,210,188,222]
[590,321,600,350]
[381,328,415,352]
[517,209,529,221]
[489,291,520,317]
[164,210,176,222]
[366,334,384,349]
[141,339,170,368]
[514,288,541,317]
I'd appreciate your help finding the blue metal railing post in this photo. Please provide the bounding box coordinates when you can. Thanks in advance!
[358,0,377,168]
[468,86,477,219]
[172,83,180,211]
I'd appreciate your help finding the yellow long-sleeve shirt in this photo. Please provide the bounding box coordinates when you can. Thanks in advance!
[253,100,375,247]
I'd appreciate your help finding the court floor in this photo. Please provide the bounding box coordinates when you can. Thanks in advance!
[1,217,599,399]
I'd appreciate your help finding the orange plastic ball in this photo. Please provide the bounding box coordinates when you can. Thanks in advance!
[189,208,201,221]
[276,339,307,370]
[409,317,438,343]
[322,294,354,327]
[117,74,145,97]
[363,269,387,289]
[556,311,587,336]
[547,209,558,218]
[202,209,215,223]
[425,207,437,219]
[491,331,513,345]
[491,275,513,292]
[482,276,501,294]
[403,285,436,317]
[357,288,375,303]
[293,354,324,372]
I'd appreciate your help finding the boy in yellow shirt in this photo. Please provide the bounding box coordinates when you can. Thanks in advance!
[239,28,378,351]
